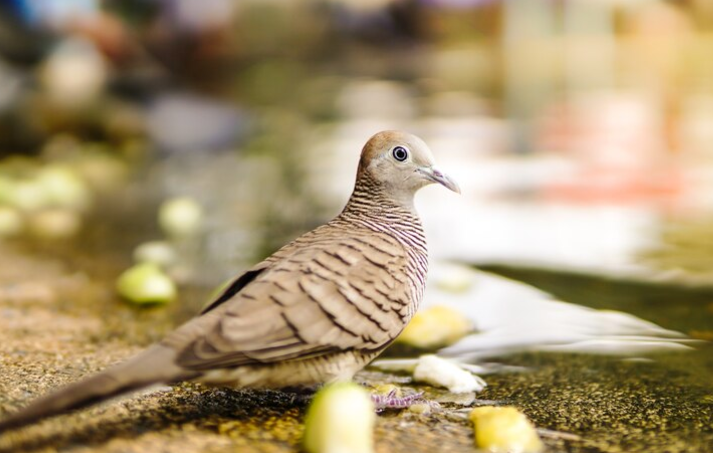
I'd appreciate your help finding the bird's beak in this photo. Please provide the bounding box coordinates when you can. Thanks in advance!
[421,166,461,194]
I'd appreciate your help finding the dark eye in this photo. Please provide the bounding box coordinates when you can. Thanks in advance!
[392,146,409,162]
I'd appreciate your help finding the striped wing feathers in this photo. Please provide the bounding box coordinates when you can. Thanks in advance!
[166,227,410,370]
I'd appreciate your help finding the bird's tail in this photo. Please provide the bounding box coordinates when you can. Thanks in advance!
[0,345,197,432]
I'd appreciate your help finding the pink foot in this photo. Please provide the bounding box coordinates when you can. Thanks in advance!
[371,390,430,412]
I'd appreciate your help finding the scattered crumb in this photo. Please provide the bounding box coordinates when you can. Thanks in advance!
[413,355,486,393]
[396,305,471,349]
[469,406,543,453]
[408,403,432,415]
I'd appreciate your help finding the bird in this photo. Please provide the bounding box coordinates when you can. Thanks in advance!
[0,130,460,431]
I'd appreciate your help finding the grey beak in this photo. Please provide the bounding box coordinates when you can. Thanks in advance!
[422,166,461,194]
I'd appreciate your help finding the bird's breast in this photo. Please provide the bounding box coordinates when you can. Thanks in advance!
[198,351,381,388]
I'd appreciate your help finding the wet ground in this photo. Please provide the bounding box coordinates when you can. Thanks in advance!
[1,218,713,452]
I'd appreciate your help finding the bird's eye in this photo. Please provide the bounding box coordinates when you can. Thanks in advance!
[392,146,409,162]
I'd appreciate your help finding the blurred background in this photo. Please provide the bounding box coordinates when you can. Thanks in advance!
[1,0,713,295]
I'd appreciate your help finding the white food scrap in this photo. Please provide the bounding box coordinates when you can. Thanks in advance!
[413,354,486,393]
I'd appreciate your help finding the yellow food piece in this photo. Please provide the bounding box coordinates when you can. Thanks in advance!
[371,384,401,397]
[116,263,177,305]
[0,206,23,237]
[36,165,91,210]
[74,153,129,192]
[303,382,375,453]
[469,406,544,453]
[0,176,17,205]
[29,209,82,239]
[7,180,50,211]
[408,403,432,415]
[133,241,178,268]
[158,197,204,238]
[396,305,471,348]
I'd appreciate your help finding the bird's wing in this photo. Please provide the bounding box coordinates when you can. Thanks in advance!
[199,265,269,314]
[163,227,412,370]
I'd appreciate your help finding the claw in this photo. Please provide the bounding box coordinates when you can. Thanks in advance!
[371,390,428,412]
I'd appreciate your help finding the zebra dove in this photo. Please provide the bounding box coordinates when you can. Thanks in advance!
[0,130,459,431]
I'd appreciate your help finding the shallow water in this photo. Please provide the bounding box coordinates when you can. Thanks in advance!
[478,265,713,452]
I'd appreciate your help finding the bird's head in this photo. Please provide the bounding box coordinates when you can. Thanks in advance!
[357,130,460,206]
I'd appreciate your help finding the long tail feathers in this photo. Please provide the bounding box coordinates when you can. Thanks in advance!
[0,345,197,432]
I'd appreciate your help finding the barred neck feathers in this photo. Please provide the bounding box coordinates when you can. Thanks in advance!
[339,170,426,251]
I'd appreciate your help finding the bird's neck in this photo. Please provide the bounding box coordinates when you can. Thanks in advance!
[338,173,425,248]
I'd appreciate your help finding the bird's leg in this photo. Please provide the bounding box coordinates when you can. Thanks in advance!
[282,384,322,394]
[370,389,429,411]
[281,384,323,405]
